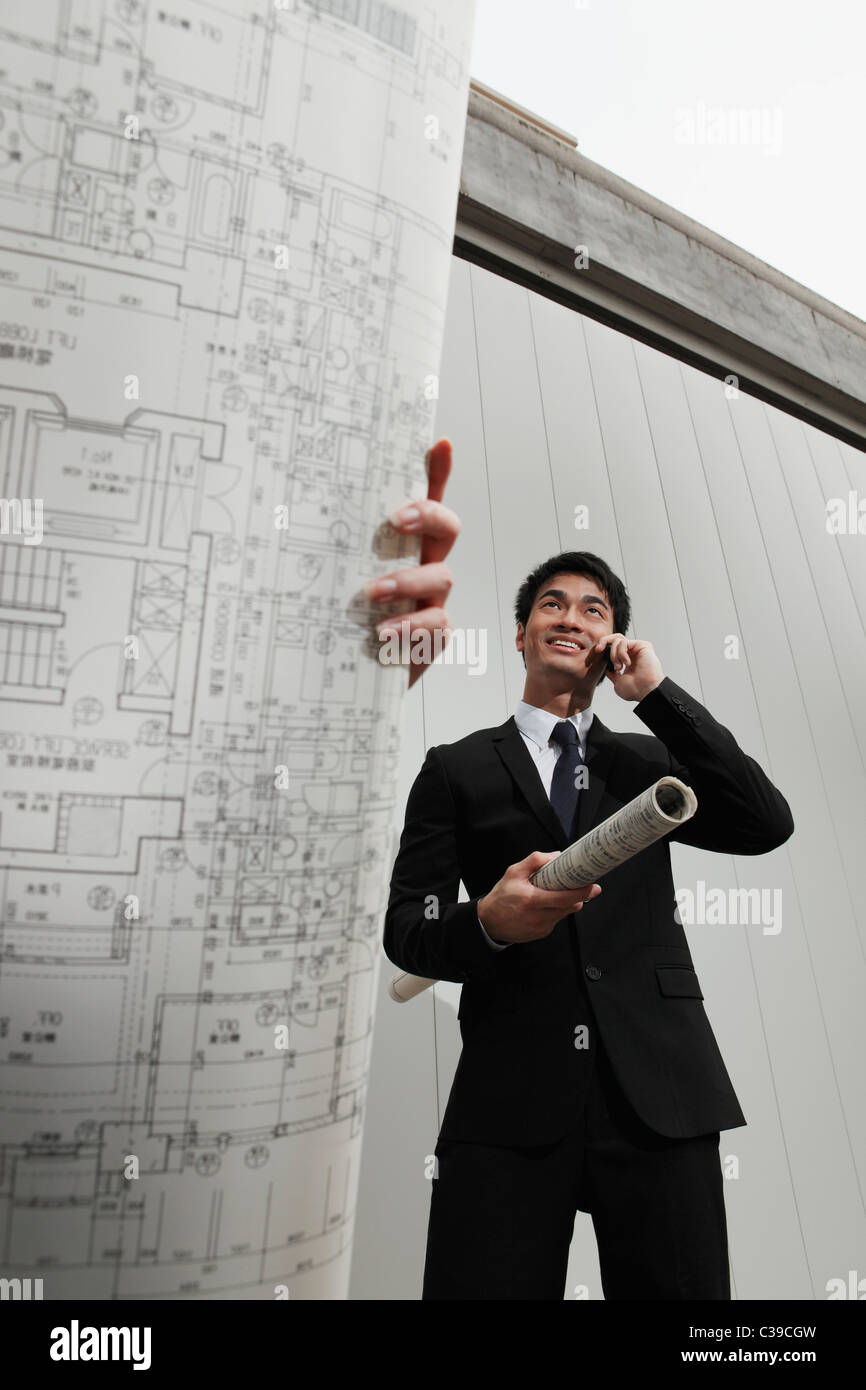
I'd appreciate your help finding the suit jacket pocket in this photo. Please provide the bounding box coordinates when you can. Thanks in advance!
[655,965,704,999]
[460,978,520,1017]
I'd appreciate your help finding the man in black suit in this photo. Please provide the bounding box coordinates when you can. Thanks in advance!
[384,550,794,1301]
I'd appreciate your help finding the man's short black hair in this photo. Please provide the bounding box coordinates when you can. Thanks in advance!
[514,552,631,665]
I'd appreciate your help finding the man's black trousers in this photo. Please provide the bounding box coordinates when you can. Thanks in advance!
[422,1041,730,1300]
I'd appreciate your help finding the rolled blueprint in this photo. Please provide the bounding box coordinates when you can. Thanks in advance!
[529,776,697,889]
[388,971,439,1003]
[0,0,478,1302]
[389,776,697,1001]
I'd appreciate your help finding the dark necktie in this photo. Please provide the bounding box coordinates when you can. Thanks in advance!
[549,719,581,838]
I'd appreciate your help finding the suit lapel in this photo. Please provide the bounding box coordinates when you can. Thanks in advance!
[493,717,566,846]
[492,711,620,847]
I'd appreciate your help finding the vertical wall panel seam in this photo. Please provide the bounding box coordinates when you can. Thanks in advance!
[579,317,631,630]
[527,292,563,553]
[677,363,817,1293]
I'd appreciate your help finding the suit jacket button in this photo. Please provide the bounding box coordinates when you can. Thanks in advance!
[585,964,602,981]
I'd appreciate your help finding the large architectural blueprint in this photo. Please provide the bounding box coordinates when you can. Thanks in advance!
[0,0,474,1298]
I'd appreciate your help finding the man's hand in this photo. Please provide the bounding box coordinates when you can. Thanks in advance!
[366,438,460,689]
[477,851,602,945]
[589,633,665,702]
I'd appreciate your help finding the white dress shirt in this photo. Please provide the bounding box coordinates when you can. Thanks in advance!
[478,700,594,950]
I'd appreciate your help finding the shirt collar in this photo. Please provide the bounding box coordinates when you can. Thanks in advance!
[515,699,594,754]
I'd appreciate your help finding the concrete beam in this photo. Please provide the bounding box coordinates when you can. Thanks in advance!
[456,86,866,452]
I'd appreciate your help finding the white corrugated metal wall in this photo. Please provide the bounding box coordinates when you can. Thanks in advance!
[351,257,866,1300]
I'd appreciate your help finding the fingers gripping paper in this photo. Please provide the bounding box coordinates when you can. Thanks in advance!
[389,777,697,1001]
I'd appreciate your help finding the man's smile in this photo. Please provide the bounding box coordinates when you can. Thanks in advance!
[546,635,590,655]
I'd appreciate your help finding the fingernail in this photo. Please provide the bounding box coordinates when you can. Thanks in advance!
[365,577,397,596]
[389,506,420,525]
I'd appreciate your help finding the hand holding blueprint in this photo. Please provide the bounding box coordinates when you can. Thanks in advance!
[388,776,697,1001]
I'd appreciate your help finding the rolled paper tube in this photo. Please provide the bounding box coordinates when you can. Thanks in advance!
[529,776,697,890]
[388,971,440,1002]
[1,0,480,1300]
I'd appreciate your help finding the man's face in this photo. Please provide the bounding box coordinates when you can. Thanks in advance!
[516,572,615,688]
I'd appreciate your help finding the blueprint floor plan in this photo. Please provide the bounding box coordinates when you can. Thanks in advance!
[0,0,473,1298]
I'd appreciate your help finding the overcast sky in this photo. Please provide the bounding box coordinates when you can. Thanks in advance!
[471,0,866,321]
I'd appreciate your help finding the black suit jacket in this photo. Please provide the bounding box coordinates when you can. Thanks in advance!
[384,677,794,1146]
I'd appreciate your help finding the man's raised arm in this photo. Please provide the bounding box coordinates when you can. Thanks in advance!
[633,675,795,855]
